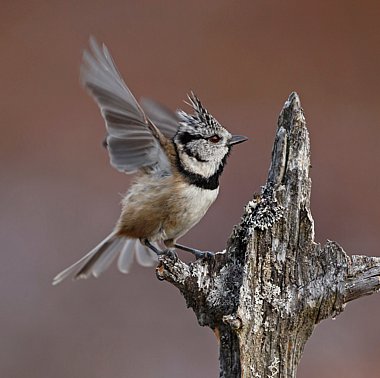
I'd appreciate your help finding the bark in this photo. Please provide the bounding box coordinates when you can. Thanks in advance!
[156,92,380,377]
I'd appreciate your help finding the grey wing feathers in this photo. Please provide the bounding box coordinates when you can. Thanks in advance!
[81,37,171,174]
[140,98,180,139]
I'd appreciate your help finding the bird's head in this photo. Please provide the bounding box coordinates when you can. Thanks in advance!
[174,93,247,183]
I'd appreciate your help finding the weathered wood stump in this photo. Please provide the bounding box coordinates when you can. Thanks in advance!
[156,92,380,377]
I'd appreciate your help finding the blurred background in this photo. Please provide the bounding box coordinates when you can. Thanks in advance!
[2,1,380,377]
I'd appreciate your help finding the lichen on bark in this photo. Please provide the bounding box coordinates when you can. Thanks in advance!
[157,92,380,377]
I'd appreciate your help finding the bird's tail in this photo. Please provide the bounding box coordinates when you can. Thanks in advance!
[52,233,158,285]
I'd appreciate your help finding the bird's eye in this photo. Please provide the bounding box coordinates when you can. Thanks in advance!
[208,135,221,143]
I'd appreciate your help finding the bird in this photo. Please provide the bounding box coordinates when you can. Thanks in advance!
[52,38,247,285]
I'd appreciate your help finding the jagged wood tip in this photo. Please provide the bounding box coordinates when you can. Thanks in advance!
[155,92,380,378]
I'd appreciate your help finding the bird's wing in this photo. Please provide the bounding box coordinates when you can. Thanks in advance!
[140,98,179,139]
[81,37,171,174]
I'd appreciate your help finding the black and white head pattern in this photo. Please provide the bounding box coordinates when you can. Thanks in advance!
[174,93,233,190]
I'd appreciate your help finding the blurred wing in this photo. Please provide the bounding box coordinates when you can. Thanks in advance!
[81,37,171,174]
[140,98,179,139]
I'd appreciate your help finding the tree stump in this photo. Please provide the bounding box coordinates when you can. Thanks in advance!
[156,92,380,377]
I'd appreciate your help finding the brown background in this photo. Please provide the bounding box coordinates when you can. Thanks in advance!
[2,1,380,377]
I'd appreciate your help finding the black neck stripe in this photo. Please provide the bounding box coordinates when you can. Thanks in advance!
[174,144,229,190]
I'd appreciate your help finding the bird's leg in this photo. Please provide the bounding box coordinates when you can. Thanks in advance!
[143,239,178,260]
[174,243,214,259]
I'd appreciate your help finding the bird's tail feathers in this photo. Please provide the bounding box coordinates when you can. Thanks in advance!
[117,238,159,273]
[52,234,158,285]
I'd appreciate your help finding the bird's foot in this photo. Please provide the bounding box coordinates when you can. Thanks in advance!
[162,248,178,261]
[173,243,214,260]
[193,250,214,260]
[143,239,177,260]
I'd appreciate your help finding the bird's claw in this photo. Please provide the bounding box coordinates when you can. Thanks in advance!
[194,250,214,260]
[163,249,178,261]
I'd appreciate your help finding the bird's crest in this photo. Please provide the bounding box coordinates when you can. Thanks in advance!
[177,92,221,131]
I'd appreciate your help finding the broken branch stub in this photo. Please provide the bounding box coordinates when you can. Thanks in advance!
[157,92,380,377]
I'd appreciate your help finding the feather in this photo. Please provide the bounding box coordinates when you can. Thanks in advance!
[136,241,158,267]
[117,239,135,274]
[52,232,117,285]
[140,98,179,139]
[80,37,171,174]
[91,238,125,277]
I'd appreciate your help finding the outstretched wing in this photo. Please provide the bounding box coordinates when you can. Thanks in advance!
[140,98,179,139]
[81,37,171,174]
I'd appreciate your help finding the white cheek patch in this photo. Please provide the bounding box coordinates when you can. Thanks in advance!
[179,150,221,178]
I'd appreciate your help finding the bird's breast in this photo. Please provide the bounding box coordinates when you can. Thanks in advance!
[116,174,219,242]
[163,183,219,241]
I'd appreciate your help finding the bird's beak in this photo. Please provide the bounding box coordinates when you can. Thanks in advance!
[229,135,248,146]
